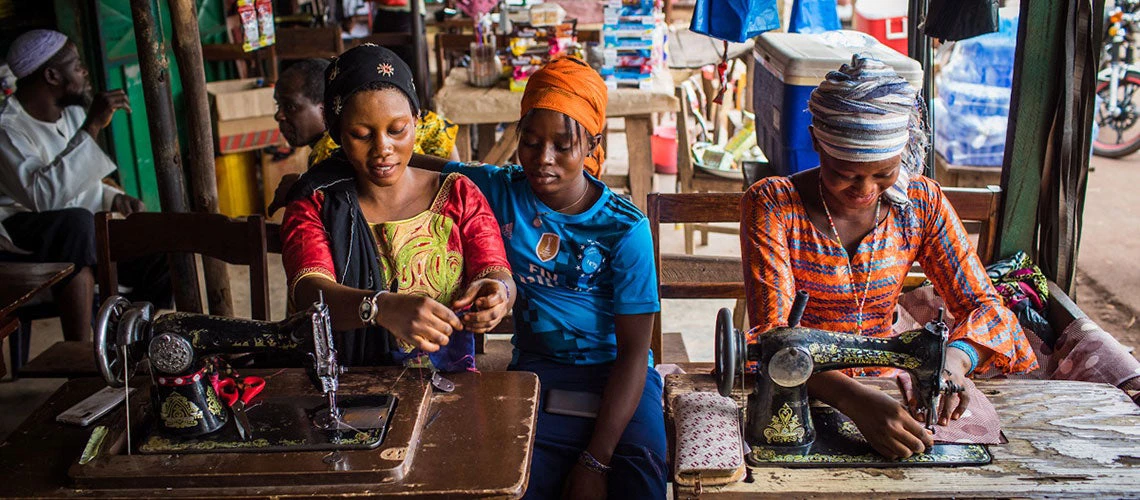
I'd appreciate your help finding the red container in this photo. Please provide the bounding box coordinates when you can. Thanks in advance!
[853,0,909,55]
[652,124,678,174]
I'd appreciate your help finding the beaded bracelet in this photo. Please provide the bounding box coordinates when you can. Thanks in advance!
[577,450,611,475]
[947,340,979,374]
[493,278,512,300]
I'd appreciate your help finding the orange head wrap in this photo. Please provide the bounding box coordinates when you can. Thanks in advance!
[519,56,608,177]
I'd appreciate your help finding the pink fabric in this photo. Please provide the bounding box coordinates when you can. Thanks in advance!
[1047,318,1140,388]
[897,377,1006,444]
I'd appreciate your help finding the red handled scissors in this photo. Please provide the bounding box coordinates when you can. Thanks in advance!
[216,376,265,441]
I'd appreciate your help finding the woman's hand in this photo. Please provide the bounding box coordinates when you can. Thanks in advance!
[935,348,974,425]
[561,463,607,500]
[844,386,934,460]
[451,278,511,333]
[375,293,463,352]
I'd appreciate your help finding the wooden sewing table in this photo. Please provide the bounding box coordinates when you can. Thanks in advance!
[666,365,1140,498]
[434,68,678,212]
[0,368,539,498]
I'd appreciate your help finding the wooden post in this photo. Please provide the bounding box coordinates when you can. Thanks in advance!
[168,0,234,317]
[128,0,202,313]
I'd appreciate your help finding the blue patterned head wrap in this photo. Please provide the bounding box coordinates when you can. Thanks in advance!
[809,54,928,205]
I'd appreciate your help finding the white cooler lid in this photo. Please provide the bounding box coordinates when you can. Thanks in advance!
[753,30,923,88]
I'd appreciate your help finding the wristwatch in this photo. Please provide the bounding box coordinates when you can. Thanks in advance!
[358,290,387,326]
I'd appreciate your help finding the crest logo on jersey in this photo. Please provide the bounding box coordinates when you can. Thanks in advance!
[536,233,560,262]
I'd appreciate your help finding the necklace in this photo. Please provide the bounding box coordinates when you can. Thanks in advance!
[532,179,591,227]
[818,180,881,335]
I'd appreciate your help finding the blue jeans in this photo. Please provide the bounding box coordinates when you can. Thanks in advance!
[511,354,667,499]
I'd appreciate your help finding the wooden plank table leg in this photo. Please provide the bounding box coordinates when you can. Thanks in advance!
[482,122,520,165]
[476,123,497,162]
[0,317,18,378]
[624,115,654,213]
[455,124,473,161]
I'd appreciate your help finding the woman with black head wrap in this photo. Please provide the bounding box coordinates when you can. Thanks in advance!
[278,44,514,371]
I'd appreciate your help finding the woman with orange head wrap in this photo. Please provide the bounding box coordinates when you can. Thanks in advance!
[413,56,667,498]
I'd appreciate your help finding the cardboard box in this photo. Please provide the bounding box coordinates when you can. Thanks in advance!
[206,78,277,121]
[215,115,283,154]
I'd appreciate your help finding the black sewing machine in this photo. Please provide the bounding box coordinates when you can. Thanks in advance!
[92,294,396,453]
[714,291,991,467]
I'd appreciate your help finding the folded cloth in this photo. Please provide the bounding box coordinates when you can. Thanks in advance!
[1047,317,1140,388]
[673,392,745,487]
[897,376,1006,444]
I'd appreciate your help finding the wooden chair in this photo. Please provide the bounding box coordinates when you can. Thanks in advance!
[434,32,475,92]
[674,76,753,255]
[97,212,270,320]
[18,213,270,379]
[274,25,344,61]
[648,192,748,365]
[901,185,1003,288]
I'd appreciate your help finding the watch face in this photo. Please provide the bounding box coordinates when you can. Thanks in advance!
[359,299,373,323]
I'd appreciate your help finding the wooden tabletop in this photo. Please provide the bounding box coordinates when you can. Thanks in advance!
[666,369,1140,498]
[0,262,73,319]
[0,369,539,498]
[434,68,678,125]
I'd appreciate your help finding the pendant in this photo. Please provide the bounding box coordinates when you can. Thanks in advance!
[532,214,543,228]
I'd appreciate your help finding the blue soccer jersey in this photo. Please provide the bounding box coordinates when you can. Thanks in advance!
[442,162,660,365]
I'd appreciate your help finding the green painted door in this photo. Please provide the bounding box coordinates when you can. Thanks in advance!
[55,0,226,211]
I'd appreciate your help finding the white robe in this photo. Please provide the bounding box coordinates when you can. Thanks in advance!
[0,97,122,253]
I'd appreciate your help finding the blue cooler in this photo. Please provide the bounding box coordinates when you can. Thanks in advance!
[752,31,923,176]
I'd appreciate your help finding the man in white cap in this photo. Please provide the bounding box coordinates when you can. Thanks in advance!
[0,30,159,343]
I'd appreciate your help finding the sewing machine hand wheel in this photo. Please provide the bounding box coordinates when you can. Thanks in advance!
[94,296,153,388]
[714,308,745,397]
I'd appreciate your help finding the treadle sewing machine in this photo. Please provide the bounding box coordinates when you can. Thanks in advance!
[68,295,439,489]
[714,291,991,467]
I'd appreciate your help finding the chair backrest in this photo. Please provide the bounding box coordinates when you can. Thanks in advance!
[435,32,475,91]
[95,212,270,320]
[941,185,1002,265]
[647,192,746,363]
[274,26,344,61]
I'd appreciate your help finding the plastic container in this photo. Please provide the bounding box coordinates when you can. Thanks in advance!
[853,0,909,55]
[652,124,677,174]
[752,30,923,176]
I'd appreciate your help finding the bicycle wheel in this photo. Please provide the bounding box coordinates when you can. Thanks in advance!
[1094,71,1140,158]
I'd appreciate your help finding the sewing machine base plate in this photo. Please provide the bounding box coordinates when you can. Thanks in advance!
[138,394,397,454]
[69,368,434,490]
[747,406,991,468]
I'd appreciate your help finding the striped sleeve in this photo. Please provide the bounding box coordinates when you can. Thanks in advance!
[741,179,797,341]
[914,179,1038,374]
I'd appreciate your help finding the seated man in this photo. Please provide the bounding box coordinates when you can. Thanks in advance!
[0,29,168,342]
[267,57,460,214]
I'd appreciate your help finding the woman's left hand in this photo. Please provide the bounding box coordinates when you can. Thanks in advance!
[561,463,607,500]
[451,278,510,333]
[936,349,974,425]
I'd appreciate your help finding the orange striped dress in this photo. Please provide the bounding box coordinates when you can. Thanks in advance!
[740,175,1038,376]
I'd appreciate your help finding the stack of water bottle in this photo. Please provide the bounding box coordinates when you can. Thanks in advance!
[933,11,1019,167]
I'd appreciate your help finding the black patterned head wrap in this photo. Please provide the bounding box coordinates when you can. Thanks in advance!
[323,44,420,143]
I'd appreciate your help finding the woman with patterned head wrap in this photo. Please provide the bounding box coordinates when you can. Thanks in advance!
[410,56,665,498]
[278,44,515,371]
[740,55,1037,460]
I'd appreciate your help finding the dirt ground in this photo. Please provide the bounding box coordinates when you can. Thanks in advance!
[1075,271,1140,357]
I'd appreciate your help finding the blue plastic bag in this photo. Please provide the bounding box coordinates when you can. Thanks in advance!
[690,0,781,43]
[788,0,841,34]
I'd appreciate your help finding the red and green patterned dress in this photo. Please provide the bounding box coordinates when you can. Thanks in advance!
[282,173,511,369]
[741,175,1038,377]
